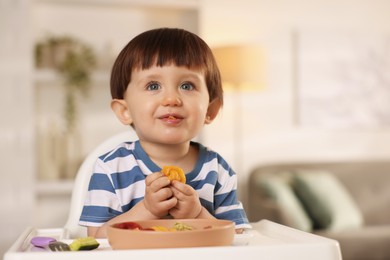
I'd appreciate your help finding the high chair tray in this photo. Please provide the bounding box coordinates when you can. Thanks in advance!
[4,220,342,260]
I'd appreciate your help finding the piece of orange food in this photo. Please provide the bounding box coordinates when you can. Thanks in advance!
[150,226,177,232]
[162,166,186,183]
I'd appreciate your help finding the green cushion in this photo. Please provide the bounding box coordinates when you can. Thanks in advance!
[260,173,313,232]
[293,170,363,231]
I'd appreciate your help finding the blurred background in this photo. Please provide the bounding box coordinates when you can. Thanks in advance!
[2,0,390,256]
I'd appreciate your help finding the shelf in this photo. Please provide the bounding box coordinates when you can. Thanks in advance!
[34,0,199,10]
[32,0,199,204]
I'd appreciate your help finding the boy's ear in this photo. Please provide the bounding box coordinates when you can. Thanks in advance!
[111,99,133,125]
[205,99,222,124]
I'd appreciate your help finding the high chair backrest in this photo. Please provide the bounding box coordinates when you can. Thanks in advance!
[64,130,138,238]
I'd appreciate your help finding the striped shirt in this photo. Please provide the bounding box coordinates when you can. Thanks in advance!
[79,140,250,229]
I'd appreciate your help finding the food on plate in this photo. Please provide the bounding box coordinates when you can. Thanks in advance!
[162,166,186,183]
[151,222,193,231]
[112,221,143,230]
[69,237,100,251]
[113,221,197,232]
[173,222,194,231]
[150,226,177,232]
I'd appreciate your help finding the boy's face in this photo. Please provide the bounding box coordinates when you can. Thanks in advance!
[114,64,216,145]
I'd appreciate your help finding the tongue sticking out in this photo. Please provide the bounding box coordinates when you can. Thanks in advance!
[168,115,176,120]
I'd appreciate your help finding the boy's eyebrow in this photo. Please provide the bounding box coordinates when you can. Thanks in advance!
[141,73,162,80]
[180,73,204,82]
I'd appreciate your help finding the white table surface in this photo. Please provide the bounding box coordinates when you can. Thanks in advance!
[4,220,342,260]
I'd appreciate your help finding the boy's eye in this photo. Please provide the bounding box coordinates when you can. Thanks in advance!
[147,82,160,91]
[180,82,194,91]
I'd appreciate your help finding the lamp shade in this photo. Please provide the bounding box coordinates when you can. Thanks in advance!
[212,45,265,90]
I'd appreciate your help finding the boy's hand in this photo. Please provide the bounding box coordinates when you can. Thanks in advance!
[168,181,202,219]
[143,172,177,217]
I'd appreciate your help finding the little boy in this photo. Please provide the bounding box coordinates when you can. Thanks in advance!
[79,28,251,237]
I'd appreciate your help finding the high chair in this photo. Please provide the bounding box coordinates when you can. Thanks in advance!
[6,130,342,260]
[63,130,138,238]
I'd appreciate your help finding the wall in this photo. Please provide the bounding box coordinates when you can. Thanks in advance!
[0,0,35,256]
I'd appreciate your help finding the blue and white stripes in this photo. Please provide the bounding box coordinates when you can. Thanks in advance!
[79,141,250,229]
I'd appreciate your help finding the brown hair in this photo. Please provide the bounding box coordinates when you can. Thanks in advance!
[110,28,223,106]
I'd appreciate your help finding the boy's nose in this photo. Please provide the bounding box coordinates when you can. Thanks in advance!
[161,91,182,106]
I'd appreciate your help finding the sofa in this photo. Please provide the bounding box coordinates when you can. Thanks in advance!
[247,160,390,260]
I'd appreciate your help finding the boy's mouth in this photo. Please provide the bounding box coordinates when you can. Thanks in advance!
[160,114,183,122]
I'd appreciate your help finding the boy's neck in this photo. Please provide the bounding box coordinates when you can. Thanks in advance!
[139,140,198,173]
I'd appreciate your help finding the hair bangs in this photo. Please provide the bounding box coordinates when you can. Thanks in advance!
[135,32,208,71]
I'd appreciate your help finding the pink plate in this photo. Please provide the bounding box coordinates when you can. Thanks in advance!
[107,219,235,249]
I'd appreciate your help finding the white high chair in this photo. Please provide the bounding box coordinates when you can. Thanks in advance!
[5,130,343,260]
[63,130,138,238]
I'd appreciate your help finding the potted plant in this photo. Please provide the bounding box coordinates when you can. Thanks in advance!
[35,36,96,132]
[35,36,96,179]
